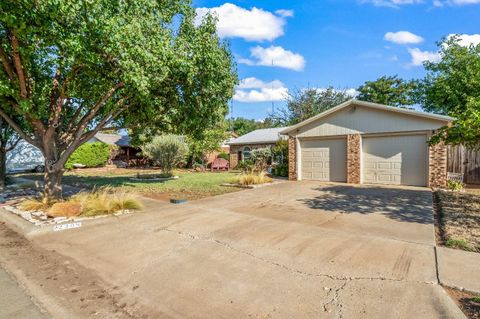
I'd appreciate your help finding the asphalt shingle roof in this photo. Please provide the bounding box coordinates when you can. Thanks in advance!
[227,127,288,145]
[93,132,131,147]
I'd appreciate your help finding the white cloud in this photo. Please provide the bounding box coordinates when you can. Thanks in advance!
[435,0,480,5]
[195,3,293,41]
[447,33,480,47]
[384,31,424,44]
[408,48,441,66]
[360,0,423,8]
[239,46,306,71]
[234,78,288,103]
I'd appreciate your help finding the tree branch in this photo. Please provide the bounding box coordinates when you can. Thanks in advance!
[0,107,37,146]
[10,33,28,98]
[0,46,14,81]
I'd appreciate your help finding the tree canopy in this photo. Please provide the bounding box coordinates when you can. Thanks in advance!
[267,87,352,126]
[357,75,417,107]
[417,36,480,148]
[0,0,237,200]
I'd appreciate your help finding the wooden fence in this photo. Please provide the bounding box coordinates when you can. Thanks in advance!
[447,145,480,184]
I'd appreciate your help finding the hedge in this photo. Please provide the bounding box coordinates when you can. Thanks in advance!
[65,142,111,169]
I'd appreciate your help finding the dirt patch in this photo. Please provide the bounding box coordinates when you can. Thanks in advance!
[0,222,140,319]
[444,286,480,319]
[434,190,480,252]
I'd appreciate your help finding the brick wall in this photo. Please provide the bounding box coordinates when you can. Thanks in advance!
[288,137,297,181]
[347,134,361,184]
[429,142,447,188]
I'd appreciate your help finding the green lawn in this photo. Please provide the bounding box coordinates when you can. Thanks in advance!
[19,169,242,200]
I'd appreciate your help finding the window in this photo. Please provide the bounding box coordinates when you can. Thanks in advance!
[243,147,251,160]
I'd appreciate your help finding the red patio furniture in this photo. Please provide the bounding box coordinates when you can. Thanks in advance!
[211,158,229,172]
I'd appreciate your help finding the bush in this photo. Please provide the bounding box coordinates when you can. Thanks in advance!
[217,152,229,161]
[251,147,272,171]
[273,163,288,177]
[142,135,189,174]
[272,140,288,164]
[236,159,254,172]
[234,171,272,186]
[65,142,110,169]
[447,180,464,191]
[445,238,472,251]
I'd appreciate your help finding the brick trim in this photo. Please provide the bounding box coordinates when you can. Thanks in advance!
[429,142,447,188]
[288,137,297,180]
[347,134,361,184]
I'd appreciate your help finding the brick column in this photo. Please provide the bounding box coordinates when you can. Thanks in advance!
[288,136,297,181]
[347,134,361,184]
[230,146,239,169]
[429,142,447,188]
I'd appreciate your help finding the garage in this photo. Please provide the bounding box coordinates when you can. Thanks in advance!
[300,138,347,182]
[281,100,453,187]
[362,135,428,186]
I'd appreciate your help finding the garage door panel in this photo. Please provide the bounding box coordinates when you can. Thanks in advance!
[362,135,427,187]
[300,138,347,182]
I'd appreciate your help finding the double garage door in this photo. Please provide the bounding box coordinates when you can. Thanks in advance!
[300,134,428,186]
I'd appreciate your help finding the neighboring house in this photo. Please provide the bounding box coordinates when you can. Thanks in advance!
[89,132,142,164]
[228,127,288,168]
[281,99,453,187]
[6,140,44,173]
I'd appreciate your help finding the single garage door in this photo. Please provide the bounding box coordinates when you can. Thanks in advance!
[362,135,428,186]
[301,138,347,182]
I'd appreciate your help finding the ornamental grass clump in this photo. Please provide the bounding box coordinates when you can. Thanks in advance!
[234,171,272,186]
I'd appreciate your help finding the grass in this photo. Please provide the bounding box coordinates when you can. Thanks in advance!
[435,190,480,252]
[19,186,143,217]
[233,171,273,186]
[18,168,242,201]
[473,296,480,303]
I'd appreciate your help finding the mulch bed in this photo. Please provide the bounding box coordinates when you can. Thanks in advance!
[444,286,480,319]
[433,190,480,252]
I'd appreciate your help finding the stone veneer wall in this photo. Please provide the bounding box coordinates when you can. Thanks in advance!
[429,142,447,188]
[347,134,361,184]
[229,143,276,169]
[288,137,297,181]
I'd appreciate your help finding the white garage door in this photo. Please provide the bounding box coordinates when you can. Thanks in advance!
[300,138,347,182]
[362,135,428,186]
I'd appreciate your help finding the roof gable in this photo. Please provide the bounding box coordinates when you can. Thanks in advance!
[281,100,453,136]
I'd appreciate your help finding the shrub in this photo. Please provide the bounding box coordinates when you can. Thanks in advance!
[237,159,254,172]
[142,135,189,174]
[234,171,272,186]
[65,142,110,169]
[217,152,229,161]
[447,180,464,191]
[47,202,82,217]
[273,163,288,177]
[473,296,480,303]
[19,197,51,211]
[251,147,272,171]
[272,140,288,164]
[70,187,143,217]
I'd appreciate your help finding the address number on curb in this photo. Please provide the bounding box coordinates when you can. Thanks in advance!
[53,222,82,232]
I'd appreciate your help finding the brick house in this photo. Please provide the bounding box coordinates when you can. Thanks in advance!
[280,100,453,188]
[228,127,288,168]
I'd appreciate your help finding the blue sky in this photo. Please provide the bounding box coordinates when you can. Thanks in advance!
[193,0,480,120]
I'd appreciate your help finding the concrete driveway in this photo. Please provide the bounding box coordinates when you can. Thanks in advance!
[33,182,464,319]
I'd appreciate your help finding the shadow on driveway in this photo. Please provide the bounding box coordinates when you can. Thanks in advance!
[297,185,433,225]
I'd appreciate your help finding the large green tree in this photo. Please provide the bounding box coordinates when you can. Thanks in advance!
[0,0,237,201]
[418,36,480,148]
[228,117,267,136]
[357,75,417,107]
[267,87,352,126]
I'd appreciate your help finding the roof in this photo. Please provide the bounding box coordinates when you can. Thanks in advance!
[227,127,288,145]
[93,132,131,147]
[280,99,454,135]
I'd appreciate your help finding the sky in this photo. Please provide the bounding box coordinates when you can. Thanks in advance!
[192,0,480,120]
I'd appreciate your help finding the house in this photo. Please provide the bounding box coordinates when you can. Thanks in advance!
[228,127,288,168]
[280,100,453,187]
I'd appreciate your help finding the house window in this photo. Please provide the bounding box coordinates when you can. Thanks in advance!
[243,147,252,160]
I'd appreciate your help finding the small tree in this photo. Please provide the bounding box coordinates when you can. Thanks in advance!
[142,135,189,174]
[357,75,417,107]
[250,147,272,172]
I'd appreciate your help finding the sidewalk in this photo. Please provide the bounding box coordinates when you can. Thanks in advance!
[437,246,480,294]
[0,266,50,319]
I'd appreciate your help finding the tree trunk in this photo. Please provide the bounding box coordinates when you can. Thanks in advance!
[0,149,6,191]
[44,167,63,202]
